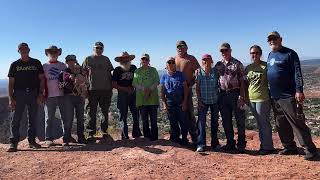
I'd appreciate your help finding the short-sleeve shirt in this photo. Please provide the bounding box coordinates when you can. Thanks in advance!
[196,68,219,104]
[132,66,160,107]
[43,61,67,97]
[82,55,114,91]
[112,65,136,87]
[160,71,185,96]
[216,58,245,91]
[245,61,269,102]
[8,58,44,91]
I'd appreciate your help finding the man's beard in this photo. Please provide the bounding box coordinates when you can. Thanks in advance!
[120,62,131,71]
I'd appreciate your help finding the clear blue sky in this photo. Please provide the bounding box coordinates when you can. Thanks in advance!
[1,0,320,78]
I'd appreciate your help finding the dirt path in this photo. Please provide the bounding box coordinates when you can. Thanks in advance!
[0,131,319,179]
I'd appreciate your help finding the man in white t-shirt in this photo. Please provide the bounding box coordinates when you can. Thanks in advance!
[43,45,68,146]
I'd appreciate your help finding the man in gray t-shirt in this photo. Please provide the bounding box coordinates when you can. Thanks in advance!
[82,42,114,142]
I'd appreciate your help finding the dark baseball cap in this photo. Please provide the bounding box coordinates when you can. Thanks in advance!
[220,43,231,50]
[176,40,187,47]
[18,42,29,50]
[94,41,104,48]
[65,54,77,62]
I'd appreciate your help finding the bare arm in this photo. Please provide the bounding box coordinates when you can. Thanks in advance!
[160,85,167,108]
[8,77,15,101]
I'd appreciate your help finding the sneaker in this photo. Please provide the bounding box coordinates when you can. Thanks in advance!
[196,145,205,152]
[29,142,41,149]
[304,151,319,161]
[45,140,55,147]
[279,148,299,155]
[7,143,17,152]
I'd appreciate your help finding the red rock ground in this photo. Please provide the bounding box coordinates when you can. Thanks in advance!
[0,131,319,179]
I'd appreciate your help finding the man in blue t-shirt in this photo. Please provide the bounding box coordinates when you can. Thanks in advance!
[160,57,188,145]
[267,31,318,160]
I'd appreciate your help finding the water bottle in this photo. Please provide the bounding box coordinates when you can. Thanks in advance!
[297,103,305,122]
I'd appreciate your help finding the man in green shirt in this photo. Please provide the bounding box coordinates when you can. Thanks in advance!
[82,42,114,142]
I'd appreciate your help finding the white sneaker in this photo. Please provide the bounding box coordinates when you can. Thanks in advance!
[196,145,205,152]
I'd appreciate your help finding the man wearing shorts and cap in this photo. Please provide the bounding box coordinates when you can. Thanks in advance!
[7,43,45,152]
[267,31,319,160]
[82,42,114,143]
[112,51,142,140]
[174,40,200,145]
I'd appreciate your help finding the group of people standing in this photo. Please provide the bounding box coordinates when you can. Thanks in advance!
[6,31,319,161]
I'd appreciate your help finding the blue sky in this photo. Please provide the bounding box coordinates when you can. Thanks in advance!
[1,0,320,78]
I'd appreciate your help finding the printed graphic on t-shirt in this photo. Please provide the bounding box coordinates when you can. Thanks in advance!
[16,65,38,71]
[120,72,134,80]
[48,67,61,80]
[247,71,263,87]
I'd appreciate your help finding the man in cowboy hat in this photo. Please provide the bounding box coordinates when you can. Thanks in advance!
[112,52,142,139]
[82,42,114,143]
[43,45,69,146]
[174,40,200,145]
[7,43,45,152]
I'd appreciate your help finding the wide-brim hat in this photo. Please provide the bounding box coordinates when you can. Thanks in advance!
[45,45,62,56]
[115,51,135,62]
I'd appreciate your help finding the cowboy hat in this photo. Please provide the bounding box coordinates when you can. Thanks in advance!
[115,51,135,62]
[45,45,62,56]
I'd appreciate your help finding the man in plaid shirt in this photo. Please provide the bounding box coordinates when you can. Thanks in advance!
[216,43,247,153]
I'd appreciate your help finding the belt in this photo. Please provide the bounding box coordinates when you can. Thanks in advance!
[220,88,240,94]
[16,88,37,93]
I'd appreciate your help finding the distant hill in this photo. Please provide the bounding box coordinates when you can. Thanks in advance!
[301,59,320,66]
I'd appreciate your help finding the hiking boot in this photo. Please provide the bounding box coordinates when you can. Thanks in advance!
[237,146,246,154]
[258,149,276,155]
[70,137,77,143]
[7,143,17,152]
[304,151,319,161]
[211,144,221,152]
[29,141,41,149]
[279,148,299,155]
[180,138,189,146]
[87,136,96,144]
[221,144,237,152]
[196,145,205,152]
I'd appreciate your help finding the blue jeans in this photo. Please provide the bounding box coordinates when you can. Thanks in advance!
[64,94,85,141]
[117,91,142,138]
[249,100,274,150]
[219,89,246,148]
[9,89,39,144]
[197,103,219,147]
[45,96,67,141]
[139,105,158,140]
[166,93,187,141]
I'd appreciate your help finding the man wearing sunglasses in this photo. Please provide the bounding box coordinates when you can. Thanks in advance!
[174,40,200,145]
[82,42,114,143]
[217,42,247,153]
[267,31,318,160]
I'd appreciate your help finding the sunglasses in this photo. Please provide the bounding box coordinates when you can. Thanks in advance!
[177,45,186,49]
[220,49,229,53]
[267,36,279,42]
[141,57,150,61]
[167,61,175,65]
[95,47,103,50]
[250,52,260,55]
